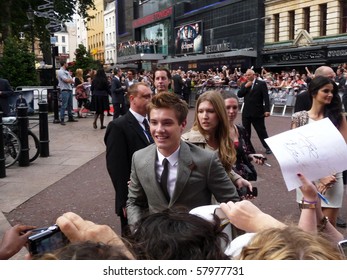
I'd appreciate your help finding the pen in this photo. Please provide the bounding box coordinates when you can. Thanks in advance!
[254,155,271,167]
[317,192,330,205]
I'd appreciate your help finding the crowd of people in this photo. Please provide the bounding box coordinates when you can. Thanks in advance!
[1,63,347,260]
[0,172,345,260]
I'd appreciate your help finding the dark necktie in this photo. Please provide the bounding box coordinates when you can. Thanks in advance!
[143,118,154,144]
[160,158,170,202]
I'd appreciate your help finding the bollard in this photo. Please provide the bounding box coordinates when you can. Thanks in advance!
[0,112,6,177]
[17,105,30,167]
[39,101,50,157]
[53,89,60,123]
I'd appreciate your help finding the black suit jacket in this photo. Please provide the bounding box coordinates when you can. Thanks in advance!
[104,111,151,215]
[0,78,14,116]
[110,76,125,104]
[172,74,184,94]
[238,79,270,118]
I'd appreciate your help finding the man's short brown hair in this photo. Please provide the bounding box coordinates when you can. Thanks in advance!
[148,92,188,125]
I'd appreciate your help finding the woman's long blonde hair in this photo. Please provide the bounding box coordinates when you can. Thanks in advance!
[238,226,344,260]
[75,68,84,83]
[193,90,236,171]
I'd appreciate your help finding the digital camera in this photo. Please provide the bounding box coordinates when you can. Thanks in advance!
[28,224,69,256]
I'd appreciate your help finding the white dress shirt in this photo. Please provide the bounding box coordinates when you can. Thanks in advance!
[156,147,180,198]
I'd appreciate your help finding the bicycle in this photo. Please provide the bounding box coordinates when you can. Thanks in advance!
[2,116,40,167]
[2,125,21,168]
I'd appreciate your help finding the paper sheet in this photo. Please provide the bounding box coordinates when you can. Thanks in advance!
[265,118,347,191]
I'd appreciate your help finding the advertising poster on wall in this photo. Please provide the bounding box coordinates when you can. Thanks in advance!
[175,21,203,55]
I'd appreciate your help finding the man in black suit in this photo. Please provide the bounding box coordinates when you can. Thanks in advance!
[110,68,126,119]
[172,69,184,99]
[104,82,153,236]
[0,78,14,117]
[238,69,271,154]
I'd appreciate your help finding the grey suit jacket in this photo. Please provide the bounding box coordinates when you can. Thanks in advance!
[127,140,240,226]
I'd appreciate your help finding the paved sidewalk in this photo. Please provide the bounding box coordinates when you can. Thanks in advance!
[0,113,113,257]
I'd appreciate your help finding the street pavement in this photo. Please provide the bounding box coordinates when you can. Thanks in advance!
[1,108,346,259]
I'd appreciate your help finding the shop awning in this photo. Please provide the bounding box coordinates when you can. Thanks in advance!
[117,53,165,64]
[158,50,257,64]
[262,59,327,68]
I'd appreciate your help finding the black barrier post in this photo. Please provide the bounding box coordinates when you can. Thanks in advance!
[0,112,6,177]
[52,89,60,123]
[17,105,29,167]
[38,101,49,157]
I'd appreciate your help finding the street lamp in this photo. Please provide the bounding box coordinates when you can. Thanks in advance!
[26,5,35,54]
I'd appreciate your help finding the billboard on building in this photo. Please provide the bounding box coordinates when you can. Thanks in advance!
[174,21,203,55]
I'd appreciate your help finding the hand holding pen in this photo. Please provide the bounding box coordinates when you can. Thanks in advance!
[252,155,271,167]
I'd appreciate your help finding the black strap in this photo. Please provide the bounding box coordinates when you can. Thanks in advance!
[143,118,154,144]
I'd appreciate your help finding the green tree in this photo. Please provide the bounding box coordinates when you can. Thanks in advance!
[0,36,38,88]
[68,44,101,75]
[0,0,95,41]
[0,0,96,65]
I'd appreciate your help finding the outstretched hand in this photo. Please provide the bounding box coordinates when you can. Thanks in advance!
[220,200,284,233]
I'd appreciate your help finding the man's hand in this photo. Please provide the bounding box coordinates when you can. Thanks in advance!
[245,81,252,88]
[264,112,270,117]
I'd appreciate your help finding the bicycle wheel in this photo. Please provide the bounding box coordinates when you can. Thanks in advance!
[3,129,21,168]
[28,130,40,162]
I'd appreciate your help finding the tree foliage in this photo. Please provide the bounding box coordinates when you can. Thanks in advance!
[68,44,100,75]
[0,36,38,88]
[0,0,95,40]
[0,0,95,65]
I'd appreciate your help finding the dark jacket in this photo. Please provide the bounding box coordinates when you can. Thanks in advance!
[110,76,125,104]
[238,79,270,118]
[0,78,14,116]
[104,111,151,215]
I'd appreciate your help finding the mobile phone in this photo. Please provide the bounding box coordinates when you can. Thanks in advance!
[28,225,69,255]
[338,239,347,257]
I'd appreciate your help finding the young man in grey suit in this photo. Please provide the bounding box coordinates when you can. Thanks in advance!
[126,93,240,228]
[104,82,153,236]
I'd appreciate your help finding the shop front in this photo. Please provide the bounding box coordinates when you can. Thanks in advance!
[116,6,173,71]
[161,48,257,72]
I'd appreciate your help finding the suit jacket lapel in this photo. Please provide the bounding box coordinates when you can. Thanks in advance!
[170,141,194,206]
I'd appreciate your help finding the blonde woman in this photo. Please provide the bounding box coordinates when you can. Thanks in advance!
[74,68,89,118]
[182,90,254,199]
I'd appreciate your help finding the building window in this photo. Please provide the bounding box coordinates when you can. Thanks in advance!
[340,1,347,33]
[62,46,66,53]
[62,36,65,43]
[289,10,295,40]
[55,36,58,42]
[274,13,279,42]
[320,4,327,36]
[117,0,126,35]
[303,7,310,33]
